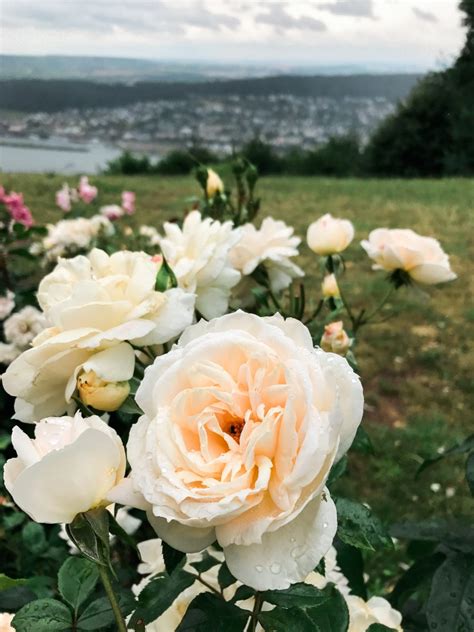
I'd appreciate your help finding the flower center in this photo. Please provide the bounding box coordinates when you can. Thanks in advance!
[228,419,245,442]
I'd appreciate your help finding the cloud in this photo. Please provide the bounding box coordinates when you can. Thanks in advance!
[316,0,375,19]
[255,4,327,33]
[412,7,437,24]
[1,0,241,34]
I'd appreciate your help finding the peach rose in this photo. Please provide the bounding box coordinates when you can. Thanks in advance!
[321,273,340,299]
[113,312,363,590]
[320,321,352,356]
[361,228,456,285]
[307,214,354,256]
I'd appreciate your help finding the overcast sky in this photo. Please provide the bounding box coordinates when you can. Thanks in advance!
[0,0,466,71]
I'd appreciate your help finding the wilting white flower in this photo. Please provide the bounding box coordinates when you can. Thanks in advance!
[2,334,136,422]
[37,248,195,347]
[35,215,114,262]
[230,217,304,293]
[60,506,141,554]
[159,211,241,318]
[4,306,45,350]
[346,595,403,631]
[307,214,355,256]
[4,412,126,524]
[112,311,363,590]
[0,291,15,320]
[361,228,457,285]
[0,612,14,631]
[206,169,224,197]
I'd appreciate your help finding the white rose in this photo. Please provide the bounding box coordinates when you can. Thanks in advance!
[159,211,241,319]
[0,342,21,365]
[206,169,224,197]
[4,412,126,524]
[2,333,135,422]
[3,306,45,350]
[230,217,304,293]
[39,216,114,261]
[346,595,403,632]
[361,228,456,285]
[304,546,350,596]
[38,248,195,347]
[0,613,14,632]
[113,311,363,590]
[307,214,355,256]
[0,291,15,320]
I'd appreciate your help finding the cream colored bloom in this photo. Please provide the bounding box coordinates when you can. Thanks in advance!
[0,342,21,365]
[361,228,456,285]
[230,217,304,293]
[159,211,241,319]
[77,371,130,412]
[206,169,224,197]
[346,595,403,631]
[304,546,350,596]
[4,306,45,350]
[36,215,114,262]
[0,613,14,632]
[4,412,126,524]
[322,273,340,299]
[2,334,136,422]
[113,311,363,590]
[0,291,15,320]
[320,321,352,356]
[38,248,195,347]
[307,214,354,256]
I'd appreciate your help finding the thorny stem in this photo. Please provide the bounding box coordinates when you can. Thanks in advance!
[98,564,127,632]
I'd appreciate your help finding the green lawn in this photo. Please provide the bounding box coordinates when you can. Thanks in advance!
[3,173,473,531]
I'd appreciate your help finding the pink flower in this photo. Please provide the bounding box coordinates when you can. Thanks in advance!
[2,191,34,228]
[100,204,123,221]
[121,191,135,215]
[56,184,72,212]
[78,176,98,204]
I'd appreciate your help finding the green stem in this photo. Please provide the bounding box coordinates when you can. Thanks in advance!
[194,573,225,598]
[358,285,395,329]
[249,592,264,632]
[98,564,127,632]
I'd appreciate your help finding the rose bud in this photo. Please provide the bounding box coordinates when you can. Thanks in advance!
[77,370,130,412]
[206,169,224,197]
[321,273,340,299]
[307,214,354,256]
[320,321,352,356]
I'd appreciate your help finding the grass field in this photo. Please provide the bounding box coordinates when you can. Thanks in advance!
[2,173,474,567]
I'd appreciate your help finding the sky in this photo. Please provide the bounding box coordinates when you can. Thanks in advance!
[0,0,466,71]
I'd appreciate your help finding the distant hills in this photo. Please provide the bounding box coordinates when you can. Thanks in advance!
[0,54,424,83]
[0,74,421,113]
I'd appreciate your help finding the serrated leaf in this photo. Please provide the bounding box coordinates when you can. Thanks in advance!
[58,557,99,613]
[426,553,474,632]
[155,255,178,292]
[416,434,474,477]
[305,585,349,632]
[390,520,474,553]
[0,574,27,591]
[66,515,105,566]
[129,568,195,626]
[263,583,330,609]
[119,395,143,416]
[230,585,255,604]
[77,596,115,630]
[389,552,445,609]
[22,522,47,555]
[335,497,393,552]
[218,563,236,590]
[259,607,316,631]
[162,541,186,575]
[176,593,249,631]
[13,598,72,632]
[190,551,221,574]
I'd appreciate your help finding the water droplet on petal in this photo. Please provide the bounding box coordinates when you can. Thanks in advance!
[270,563,281,574]
[323,522,329,529]
[291,545,307,559]
[255,565,263,573]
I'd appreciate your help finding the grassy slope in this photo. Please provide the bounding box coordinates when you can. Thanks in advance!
[3,173,474,530]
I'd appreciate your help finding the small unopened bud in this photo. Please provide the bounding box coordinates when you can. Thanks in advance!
[321,274,340,299]
[77,370,130,412]
[320,321,351,356]
[206,169,224,197]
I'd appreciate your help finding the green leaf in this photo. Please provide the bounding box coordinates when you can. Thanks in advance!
[351,426,375,455]
[0,574,27,591]
[218,563,236,590]
[162,541,186,575]
[58,557,99,613]
[263,583,330,609]
[389,552,445,609]
[22,522,47,555]
[367,625,398,632]
[108,510,139,553]
[13,598,73,632]
[155,255,178,292]
[466,452,474,496]
[335,542,367,599]
[190,551,221,574]
[426,553,474,632]
[390,520,474,553]
[129,568,195,626]
[0,586,37,611]
[176,593,249,631]
[416,434,474,477]
[67,509,110,566]
[230,585,255,604]
[259,607,316,631]
[119,395,143,416]
[335,497,393,552]
[304,584,349,632]
[77,597,115,630]
[327,456,348,486]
